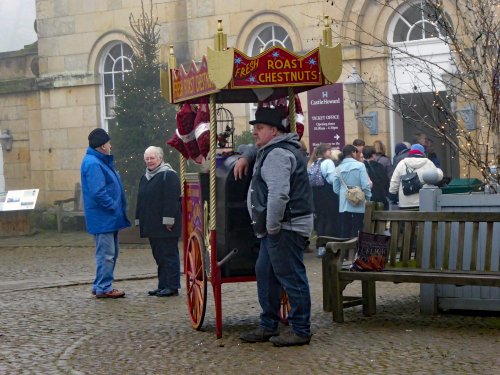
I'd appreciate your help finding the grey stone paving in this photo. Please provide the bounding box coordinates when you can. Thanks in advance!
[0,230,498,374]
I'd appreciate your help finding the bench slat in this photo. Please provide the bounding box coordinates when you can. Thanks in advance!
[416,221,424,268]
[402,222,412,266]
[456,222,465,271]
[443,222,451,270]
[372,211,500,222]
[470,222,479,271]
[389,221,399,266]
[485,222,494,272]
[430,221,438,269]
[338,269,500,287]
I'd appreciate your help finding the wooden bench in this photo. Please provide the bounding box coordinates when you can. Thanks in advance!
[54,182,85,233]
[320,202,500,322]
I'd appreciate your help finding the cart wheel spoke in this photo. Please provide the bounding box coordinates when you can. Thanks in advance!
[186,229,207,330]
[279,290,291,325]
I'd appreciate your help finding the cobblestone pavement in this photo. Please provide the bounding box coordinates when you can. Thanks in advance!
[0,230,499,374]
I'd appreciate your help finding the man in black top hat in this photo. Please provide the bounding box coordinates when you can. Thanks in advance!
[236,107,313,347]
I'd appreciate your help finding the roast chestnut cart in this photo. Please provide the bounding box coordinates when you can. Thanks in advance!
[160,18,342,338]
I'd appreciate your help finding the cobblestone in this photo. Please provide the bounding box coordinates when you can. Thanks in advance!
[0,230,498,374]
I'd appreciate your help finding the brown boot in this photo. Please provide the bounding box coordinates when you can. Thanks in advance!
[95,289,125,299]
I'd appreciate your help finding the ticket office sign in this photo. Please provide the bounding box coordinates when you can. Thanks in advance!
[231,46,322,88]
[307,83,345,152]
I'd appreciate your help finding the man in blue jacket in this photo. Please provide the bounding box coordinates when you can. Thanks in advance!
[81,128,131,298]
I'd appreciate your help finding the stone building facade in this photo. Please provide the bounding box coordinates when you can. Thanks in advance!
[0,0,464,211]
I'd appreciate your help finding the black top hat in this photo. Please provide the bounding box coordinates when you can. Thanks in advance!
[249,107,286,131]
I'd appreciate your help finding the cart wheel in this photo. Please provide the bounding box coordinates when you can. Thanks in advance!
[279,290,291,325]
[186,229,208,330]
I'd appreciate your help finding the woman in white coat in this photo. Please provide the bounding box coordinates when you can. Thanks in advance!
[389,144,443,209]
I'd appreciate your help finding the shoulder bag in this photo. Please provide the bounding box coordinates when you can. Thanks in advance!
[337,170,365,206]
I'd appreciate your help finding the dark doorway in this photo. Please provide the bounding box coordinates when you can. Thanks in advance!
[394,92,459,178]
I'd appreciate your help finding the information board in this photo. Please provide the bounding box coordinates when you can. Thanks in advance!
[0,189,39,211]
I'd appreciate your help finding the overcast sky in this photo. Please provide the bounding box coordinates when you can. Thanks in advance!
[0,0,37,53]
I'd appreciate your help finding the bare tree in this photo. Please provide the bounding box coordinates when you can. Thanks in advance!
[323,0,499,189]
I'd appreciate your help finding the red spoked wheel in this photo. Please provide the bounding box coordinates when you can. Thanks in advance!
[186,229,208,330]
[279,290,291,325]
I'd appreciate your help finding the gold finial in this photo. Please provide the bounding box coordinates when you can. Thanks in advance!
[322,15,332,47]
[168,45,176,68]
[214,20,227,51]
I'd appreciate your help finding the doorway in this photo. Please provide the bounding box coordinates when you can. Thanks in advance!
[394,92,459,178]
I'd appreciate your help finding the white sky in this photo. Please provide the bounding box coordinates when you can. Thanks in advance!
[0,0,37,53]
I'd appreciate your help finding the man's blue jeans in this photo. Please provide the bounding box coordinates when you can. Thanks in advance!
[255,229,311,337]
[93,232,119,294]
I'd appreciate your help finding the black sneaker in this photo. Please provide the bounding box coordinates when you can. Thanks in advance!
[269,331,311,347]
[148,288,160,296]
[156,288,179,297]
[240,327,279,343]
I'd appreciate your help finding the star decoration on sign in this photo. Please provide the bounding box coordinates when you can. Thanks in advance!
[234,56,243,65]
[272,51,280,59]
[247,74,257,83]
[307,57,317,66]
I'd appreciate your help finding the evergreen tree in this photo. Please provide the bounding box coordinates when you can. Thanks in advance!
[110,0,178,215]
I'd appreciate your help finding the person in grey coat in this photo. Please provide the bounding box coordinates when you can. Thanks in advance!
[136,146,181,297]
[234,107,313,347]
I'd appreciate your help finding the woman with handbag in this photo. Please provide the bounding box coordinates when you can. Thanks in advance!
[307,143,340,239]
[332,145,372,238]
[389,144,443,210]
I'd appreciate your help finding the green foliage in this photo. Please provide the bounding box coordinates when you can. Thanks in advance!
[233,130,254,149]
[110,0,178,215]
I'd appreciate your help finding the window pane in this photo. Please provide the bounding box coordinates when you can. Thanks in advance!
[105,96,115,117]
[409,24,423,41]
[274,26,287,41]
[123,58,133,71]
[104,56,114,72]
[104,73,113,95]
[402,5,422,25]
[109,44,122,59]
[393,20,409,42]
[258,27,272,43]
[424,22,439,39]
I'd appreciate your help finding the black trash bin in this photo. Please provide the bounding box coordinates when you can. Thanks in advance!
[199,155,260,278]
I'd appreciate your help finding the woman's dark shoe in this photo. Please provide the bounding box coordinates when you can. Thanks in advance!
[156,288,179,297]
[148,288,161,296]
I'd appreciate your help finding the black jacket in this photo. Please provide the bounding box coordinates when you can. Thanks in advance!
[364,160,390,209]
[136,170,182,238]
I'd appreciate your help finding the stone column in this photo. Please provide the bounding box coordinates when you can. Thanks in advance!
[419,169,442,314]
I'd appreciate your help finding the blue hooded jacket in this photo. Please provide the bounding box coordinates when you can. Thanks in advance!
[80,147,131,234]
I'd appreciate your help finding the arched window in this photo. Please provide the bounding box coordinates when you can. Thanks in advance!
[248,24,293,56]
[99,42,133,130]
[392,1,450,43]
[247,24,293,122]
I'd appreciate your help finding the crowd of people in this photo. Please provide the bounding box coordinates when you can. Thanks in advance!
[78,116,443,349]
[306,135,443,246]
